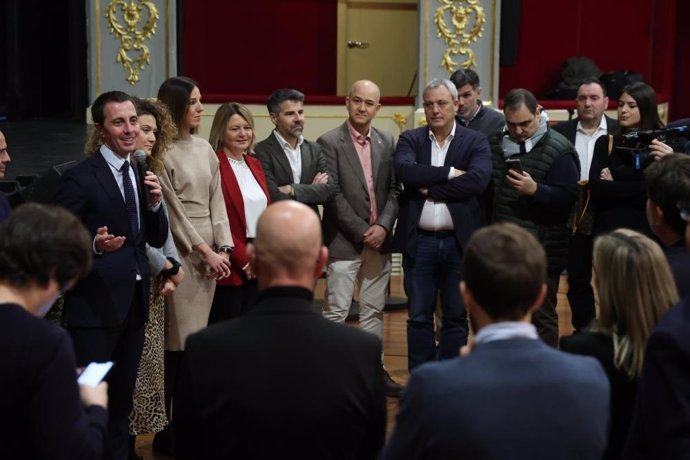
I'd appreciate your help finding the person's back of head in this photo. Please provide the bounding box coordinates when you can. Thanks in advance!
[645,154,690,238]
[0,203,92,315]
[249,201,327,290]
[462,222,546,325]
[593,228,678,378]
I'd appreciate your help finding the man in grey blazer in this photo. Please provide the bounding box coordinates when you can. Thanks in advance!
[254,88,334,214]
[318,80,402,396]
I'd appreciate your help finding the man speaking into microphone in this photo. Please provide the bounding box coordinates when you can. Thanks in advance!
[55,91,169,460]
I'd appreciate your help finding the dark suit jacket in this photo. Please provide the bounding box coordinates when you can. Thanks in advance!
[175,286,386,460]
[0,303,108,460]
[54,150,168,327]
[216,151,270,286]
[0,192,10,222]
[624,297,690,459]
[552,115,619,145]
[254,132,335,213]
[318,122,399,258]
[392,124,492,257]
[381,338,610,460]
[561,331,637,459]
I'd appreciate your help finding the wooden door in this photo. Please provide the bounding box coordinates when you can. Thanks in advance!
[337,0,418,97]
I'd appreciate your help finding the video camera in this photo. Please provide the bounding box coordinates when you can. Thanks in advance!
[616,125,688,171]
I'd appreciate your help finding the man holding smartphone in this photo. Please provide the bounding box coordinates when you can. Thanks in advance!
[488,88,579,347]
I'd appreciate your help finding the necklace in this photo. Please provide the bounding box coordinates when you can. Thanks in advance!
[228,156,245,165]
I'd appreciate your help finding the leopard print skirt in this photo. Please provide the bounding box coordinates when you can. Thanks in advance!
[129,278,168,434]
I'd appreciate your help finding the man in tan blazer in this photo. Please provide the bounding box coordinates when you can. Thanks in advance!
[254,88,334,215]
[318,80,402,396]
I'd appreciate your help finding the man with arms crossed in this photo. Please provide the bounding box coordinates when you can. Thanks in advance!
[393,78,492,371]
[254,88,334,213]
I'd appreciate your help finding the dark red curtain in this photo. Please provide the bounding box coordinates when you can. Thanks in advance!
[498,0,676,103]
[182,0,337,99]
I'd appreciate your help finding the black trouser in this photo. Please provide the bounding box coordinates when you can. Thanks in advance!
[566,232,595,332]
[68,283,145,460]
[208,279,259,324]
[532,268,561,348]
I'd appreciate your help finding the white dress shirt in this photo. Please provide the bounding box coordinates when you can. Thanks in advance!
[228,156,267,238]
[418,123,456,230]
[575,117,609,180]
[273,130,304,184]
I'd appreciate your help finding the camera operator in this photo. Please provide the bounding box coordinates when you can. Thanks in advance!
[589,82,674,238]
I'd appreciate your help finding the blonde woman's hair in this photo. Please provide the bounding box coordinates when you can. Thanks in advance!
[593,229,678,379]
[208,102,256,154]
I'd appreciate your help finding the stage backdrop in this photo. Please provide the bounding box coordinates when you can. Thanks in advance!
[182,0,337,97]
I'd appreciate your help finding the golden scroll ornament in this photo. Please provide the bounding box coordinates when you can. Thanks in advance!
[434,0,485,72]
[106,0,159,85]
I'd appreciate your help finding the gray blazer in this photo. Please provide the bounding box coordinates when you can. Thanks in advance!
[254,132,334,213]
[318,123,399,259]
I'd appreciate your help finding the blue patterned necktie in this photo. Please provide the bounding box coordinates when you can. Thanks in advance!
[121,160,139,235]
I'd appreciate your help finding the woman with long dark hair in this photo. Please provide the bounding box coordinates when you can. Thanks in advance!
[589,81,674,236]
[154,76,233,454]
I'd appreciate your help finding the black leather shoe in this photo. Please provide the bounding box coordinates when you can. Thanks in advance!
[384,370,404,398]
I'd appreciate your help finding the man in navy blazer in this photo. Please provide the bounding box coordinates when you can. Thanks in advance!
[393,78,492,371]
[382,223,610,460]
[624,198,690,459]
[55,91,168,460]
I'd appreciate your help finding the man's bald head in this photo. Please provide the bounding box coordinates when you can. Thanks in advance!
[346,80,381,134]
[250,201,327,289]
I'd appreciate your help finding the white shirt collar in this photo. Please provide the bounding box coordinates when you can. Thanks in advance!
[474,322,539,345]
[576,116,608,134]
[100,144,130,170]
[273,130,304,150]
[428,121,456,144]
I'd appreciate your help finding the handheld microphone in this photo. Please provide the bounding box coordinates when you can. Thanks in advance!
[133,150,152,210]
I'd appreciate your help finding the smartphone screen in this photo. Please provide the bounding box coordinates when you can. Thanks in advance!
[77,361,114,387]
[506,158,523,174]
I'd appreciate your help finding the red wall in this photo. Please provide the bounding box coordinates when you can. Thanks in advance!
[182,0,337,98]
[672,1,690,119]
[499,0,678,112]
[182,0,688,119]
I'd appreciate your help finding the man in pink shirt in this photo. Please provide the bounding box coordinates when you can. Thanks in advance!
[318,80,403,396]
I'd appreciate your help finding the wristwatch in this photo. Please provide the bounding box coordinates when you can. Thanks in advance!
[218,246,233,256]
[162,257,181,277]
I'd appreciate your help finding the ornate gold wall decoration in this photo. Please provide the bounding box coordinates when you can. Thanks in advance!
[106,0,159,85]
[434,0,485,72]
[392,112,408,133]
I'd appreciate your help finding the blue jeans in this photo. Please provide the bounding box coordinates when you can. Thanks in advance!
[403,234,468,371]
